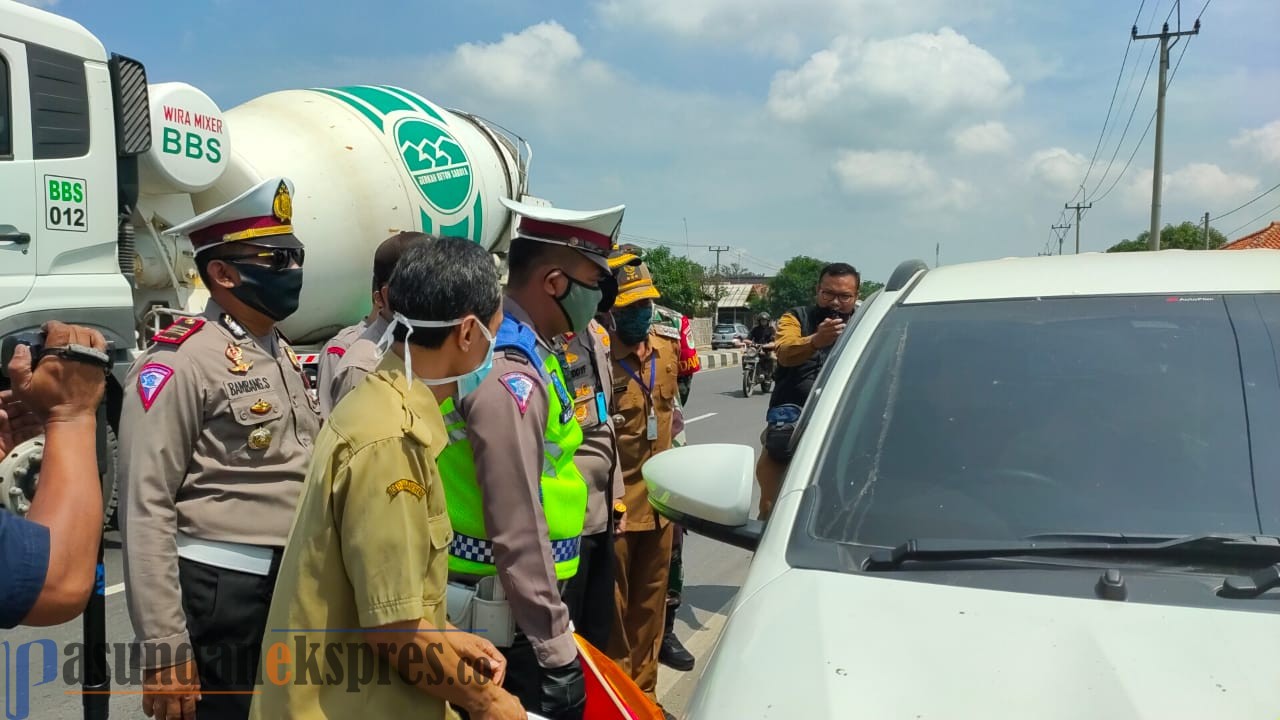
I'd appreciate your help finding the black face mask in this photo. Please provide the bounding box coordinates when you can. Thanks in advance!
[227,262,304,322]
[818,305,852,323]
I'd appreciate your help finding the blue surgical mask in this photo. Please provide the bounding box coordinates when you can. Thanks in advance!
[376,313,495,399]
[613,304,654,345]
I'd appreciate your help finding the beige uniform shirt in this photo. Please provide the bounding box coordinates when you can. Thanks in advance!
[560,321,624,535]
[317,319,369,417]
[330,315,391,409]
[118,301,321,668]
[455,297,577,669]
[249,353,457,720]
[611,324,681,532]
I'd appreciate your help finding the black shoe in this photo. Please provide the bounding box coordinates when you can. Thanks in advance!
[659,631,695,671]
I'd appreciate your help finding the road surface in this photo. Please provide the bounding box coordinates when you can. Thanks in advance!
[2,363,764,719]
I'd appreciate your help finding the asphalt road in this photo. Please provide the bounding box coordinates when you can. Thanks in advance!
[3,363,764,719]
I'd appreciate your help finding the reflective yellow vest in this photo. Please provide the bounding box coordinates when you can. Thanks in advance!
[437,314,588,579]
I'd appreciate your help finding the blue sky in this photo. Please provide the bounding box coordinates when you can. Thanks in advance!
[27,0,1280,281]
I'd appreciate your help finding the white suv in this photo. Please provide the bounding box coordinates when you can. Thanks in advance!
[646,250,1280,719]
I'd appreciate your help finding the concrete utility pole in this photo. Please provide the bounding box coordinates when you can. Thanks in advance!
[1052,223,1072,255]
[1135,9,1201,250]
[1065,202,1091,254]
[708,245,730,276]
[935,243,940,267]
[1203,211,1210,249]
[683,217,690,257]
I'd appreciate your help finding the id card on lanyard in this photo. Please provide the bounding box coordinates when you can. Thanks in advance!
[619,355,659,440]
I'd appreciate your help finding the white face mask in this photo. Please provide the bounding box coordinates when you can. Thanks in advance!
[376,312,496,398]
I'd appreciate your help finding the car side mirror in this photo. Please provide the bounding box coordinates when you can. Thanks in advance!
[643,444,764,551]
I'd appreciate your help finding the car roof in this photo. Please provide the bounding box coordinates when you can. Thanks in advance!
[902,249,1280,305]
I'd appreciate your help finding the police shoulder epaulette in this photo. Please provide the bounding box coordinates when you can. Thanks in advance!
[152,317,205,345]
[653,323,680,340]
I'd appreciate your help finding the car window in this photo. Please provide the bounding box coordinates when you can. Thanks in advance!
[808,294,1267,547]
[714,325,735,333]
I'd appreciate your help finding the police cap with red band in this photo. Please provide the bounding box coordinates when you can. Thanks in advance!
[500,197,625,272]
[163,176,303,254]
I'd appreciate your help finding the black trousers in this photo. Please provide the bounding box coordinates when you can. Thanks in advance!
[177,553,281,720]
[561,528,615,652]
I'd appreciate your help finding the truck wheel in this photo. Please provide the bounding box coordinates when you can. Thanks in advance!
[102,426,121,530]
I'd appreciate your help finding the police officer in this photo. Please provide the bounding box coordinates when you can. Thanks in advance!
[325,231,430,413]
[558,249,636,652]
[604,255,682,707]
[437,199,624,720]
[119,177,320,720]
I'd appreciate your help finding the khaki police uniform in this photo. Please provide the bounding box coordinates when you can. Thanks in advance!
[249,353,458,720]
[605,265,681,700]
[317,319,369,418]
[558,319,624,651]
[119,177,319,720]
[329,314,392,408]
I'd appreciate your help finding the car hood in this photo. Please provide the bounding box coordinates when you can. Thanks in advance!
[685,569,1280,719]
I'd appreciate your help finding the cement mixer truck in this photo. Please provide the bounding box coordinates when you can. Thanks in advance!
[0,2,547,522]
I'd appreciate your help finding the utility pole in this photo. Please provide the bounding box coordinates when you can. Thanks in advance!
[1065,202,1091,254]
[709,245,730,276]
[683,217,690,258]
[1203,211,1210,249]
[1135,9,1201,250]
[1052,223,1072,255]
[935,243,940,267]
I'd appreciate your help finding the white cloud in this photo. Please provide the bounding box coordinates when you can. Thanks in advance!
[1230,120,1280,165]
[1027,147,1088,196]
[768,28,1018,145]
[441,22,612,103]
[953,121,1014,155]
[834,150,937,194]
[832,149,975,211]
[1122,163,1259,210]
[595,0,990,58]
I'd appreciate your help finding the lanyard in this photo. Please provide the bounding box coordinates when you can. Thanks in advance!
[619,354,657,399]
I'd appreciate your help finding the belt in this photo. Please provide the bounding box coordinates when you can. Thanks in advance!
[176,532,276,576]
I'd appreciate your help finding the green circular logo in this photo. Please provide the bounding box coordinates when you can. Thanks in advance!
[393,117,472,214]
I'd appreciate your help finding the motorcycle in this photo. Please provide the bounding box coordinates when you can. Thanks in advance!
[741,343,775,398]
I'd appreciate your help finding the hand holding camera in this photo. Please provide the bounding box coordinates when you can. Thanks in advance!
[3,321,109,425]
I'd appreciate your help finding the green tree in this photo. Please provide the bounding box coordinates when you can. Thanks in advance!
[859,280,884,300]
[749,256,828,316]
[1107,221,1228,252]
[640,246,711,317]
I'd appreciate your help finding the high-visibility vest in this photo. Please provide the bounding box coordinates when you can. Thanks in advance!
[437,313,588,579]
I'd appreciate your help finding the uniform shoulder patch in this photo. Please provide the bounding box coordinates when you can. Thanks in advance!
[137,363,175,410]
[326,345,346,358]
[501,372,537,416]
[386,477,426,501]
[653,323,680,340]
[152,317,205,345]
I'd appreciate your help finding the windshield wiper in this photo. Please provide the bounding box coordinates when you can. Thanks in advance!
[863,534,1280,571]
[1219,564,1280,598]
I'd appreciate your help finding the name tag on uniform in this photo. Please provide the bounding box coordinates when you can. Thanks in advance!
[595,392,607,426]
[647,407,658,441]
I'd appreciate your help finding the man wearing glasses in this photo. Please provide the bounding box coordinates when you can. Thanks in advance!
[119,177,320,720]
[755,262,860,521]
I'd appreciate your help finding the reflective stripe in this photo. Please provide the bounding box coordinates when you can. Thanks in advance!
[451,532,580,565]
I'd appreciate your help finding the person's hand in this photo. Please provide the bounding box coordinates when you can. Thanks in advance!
[449,629,508,687]
[539,656,585,719]
[142,659,201,720]
[8,321,107,425]
[810,317,846,349]
[472,686,528,720]
[0,390,43,456]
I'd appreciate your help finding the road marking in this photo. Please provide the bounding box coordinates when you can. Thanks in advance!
[105,583,125,596]
[685,412,717,424]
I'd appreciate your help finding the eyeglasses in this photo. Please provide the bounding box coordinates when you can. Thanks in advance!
[819,289,856,304]
[222,247,305,271]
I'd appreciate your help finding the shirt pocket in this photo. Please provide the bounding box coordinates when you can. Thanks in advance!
[423,510,453,606]
[226,393,286,463]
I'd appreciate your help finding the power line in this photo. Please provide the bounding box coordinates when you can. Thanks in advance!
[1225,198,1280,239]
[1212,181,1280,222]
[1075,0,1150,196]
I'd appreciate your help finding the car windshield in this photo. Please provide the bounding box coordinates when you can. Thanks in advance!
[714,325,735,333]
[808,293,1278,548]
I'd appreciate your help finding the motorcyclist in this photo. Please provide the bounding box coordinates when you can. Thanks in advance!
[748,313,777,377]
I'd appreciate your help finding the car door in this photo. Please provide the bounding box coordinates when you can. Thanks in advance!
[0,38,37,313]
